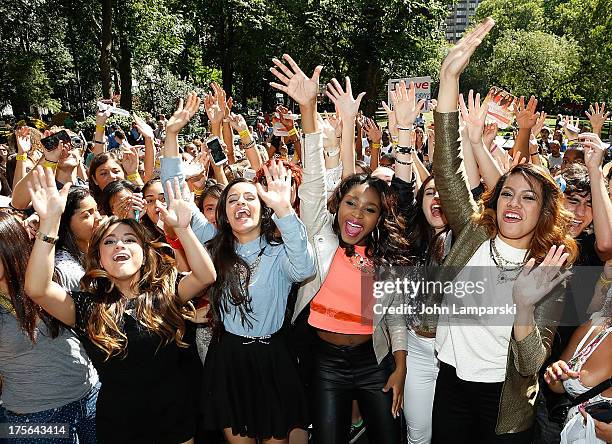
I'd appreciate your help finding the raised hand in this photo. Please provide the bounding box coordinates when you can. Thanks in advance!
[440,18,495,82]
[204,93,223,126]
[483,122,498,149]
[16,126,31,154]
[115,194,146,220]
[211,82,228,119]
[255,159,292,217]
[391,80,425,128]
[531,111,548,137]
[562,115,580,141]
[515,96,539,129]
[325,77,366,121]
[579,132,605,171]
[513,245,570,309]
[95,108,112,126]
[381,100,399,137]
[133,113,154,140]
[459,90,487,146]
[121,146,140,175]
[27,166,71,221]
[585,102,609,135]
[228,112,249,133]
[270,54,322,106]
[363,117,382,144]
[327,111,343,138]
[543,360,579,385]
[276,105,295,129]
[166,92,201,135]
[158,178,193,229]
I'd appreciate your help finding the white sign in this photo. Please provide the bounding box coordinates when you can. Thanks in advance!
[275,93,284,98]
[387,76,432,112]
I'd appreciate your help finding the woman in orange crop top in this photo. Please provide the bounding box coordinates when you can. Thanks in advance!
[268,55,417,444]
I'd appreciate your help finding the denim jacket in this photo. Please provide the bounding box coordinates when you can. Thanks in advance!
[293,132,408,364]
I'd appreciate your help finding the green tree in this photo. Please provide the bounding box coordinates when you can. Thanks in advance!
[488,30,580,104]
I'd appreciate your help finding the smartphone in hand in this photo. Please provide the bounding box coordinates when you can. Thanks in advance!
[206,136,227,166]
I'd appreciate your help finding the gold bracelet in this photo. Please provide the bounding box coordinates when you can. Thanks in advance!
[16,154,28,161]
[127,172,141,182]
[43,160,58,170]
[239,129,250,138]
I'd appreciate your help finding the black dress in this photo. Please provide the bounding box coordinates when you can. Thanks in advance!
[71,291,197,444]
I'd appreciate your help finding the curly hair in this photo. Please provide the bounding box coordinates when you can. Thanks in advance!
[205,178,282,332]
[80,217,193,360]
[327,174,414,267]
[476,163,578,265]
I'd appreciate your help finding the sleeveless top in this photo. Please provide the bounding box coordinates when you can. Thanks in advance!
[563,320,612,424]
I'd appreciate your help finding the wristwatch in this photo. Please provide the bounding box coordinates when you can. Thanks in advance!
[35,231,58,245]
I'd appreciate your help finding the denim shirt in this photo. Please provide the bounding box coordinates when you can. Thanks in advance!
[161,156,316,336]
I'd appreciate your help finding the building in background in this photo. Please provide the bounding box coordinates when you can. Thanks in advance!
[445,0,480,42]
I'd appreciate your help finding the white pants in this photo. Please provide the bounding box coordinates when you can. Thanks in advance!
[404,329,439,444]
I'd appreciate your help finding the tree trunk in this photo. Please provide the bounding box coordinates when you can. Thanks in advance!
[359,62,381,116]
[99,0,113,99]
[118,32,133,111]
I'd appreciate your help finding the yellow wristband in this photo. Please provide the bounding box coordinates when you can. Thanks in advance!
[43,160,57,170]
[16,154,28,161]
[239,129,250,138]
[155,159,161,168]
[96,124,105,132]
[127,172,141,182]
[193,189,204,197]
[287,127,297,137]
[371,143,381,149]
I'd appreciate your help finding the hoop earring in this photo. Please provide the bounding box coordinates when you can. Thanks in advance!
[371,226,380,243]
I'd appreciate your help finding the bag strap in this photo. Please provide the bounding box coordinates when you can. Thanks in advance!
[571,377,612,406]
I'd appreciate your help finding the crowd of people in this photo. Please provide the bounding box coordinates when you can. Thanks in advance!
[0,17,611,444]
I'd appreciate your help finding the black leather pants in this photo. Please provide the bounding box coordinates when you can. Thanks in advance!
[310,337,401,444]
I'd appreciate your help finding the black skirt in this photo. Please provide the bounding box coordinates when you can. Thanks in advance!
[200,330,309,440]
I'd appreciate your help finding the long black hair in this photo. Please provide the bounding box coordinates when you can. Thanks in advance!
[404,175,451,265]
[327,174,414,267]
[205,178,281,332]
[100,179,139,216]
[57,187,92,266]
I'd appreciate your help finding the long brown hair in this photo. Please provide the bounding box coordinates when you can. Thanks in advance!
[0,212,60,340]
[80,217,192,360]
[87,152,123,204]
[476,163,578,265]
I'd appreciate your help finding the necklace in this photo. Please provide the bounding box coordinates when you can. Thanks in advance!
[349,250,375,274]
[235,248,266,288]
[489,239,527,284]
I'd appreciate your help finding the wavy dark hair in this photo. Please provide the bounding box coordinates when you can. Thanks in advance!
[405,175,451,265]
[57,187,93,266]
[328,174,414,267]
[87,151,124,205]
[80,217,192,360]
[206,178,281,332]
[139,178,164,242]
[476,163,578,265]
[0,212,60,341]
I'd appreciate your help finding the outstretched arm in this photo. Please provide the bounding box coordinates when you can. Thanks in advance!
[24,166,76,327]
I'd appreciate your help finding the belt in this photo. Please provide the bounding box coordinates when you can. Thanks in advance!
[310,302,373,325]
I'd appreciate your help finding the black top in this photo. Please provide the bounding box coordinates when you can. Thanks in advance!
[71,287,197,444]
